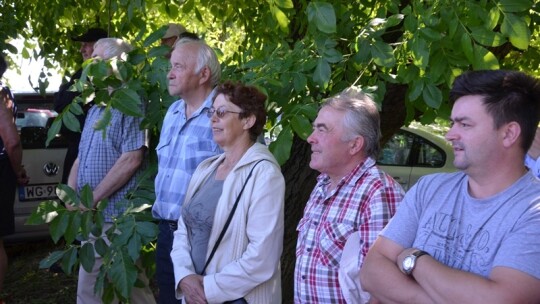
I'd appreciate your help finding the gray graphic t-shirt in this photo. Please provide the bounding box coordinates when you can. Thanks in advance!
[382,171,540,279]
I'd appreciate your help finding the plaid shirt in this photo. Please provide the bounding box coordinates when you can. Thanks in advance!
[77,106,147,222]
[152,91,222,221]
[294,157,404,303]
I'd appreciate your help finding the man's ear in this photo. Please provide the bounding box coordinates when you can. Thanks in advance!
[501,121,521,148]
[198,66,211,85]
[349,135,365,155]
[243,114,256,130]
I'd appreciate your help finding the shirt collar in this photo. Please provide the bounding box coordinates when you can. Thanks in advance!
[315,157,376,197]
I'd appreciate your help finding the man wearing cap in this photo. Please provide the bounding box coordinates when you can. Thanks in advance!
[53,27,108,184]
[161,23,187,49]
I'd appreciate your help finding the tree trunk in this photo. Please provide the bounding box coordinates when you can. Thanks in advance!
[280,135,319,303]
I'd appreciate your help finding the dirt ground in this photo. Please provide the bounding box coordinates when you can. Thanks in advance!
[1,239,77,304]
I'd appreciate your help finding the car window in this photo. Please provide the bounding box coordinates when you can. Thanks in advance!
[16,110,68,149]
[416,138,446,167]
[378,132,414,166]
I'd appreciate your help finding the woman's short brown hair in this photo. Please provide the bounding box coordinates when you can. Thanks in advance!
[215,81,267,142]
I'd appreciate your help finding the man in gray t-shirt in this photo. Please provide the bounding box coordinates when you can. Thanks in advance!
[360,70,540,303]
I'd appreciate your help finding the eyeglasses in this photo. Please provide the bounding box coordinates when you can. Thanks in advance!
[207,106,243,118]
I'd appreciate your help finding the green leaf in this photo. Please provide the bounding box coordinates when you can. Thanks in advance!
[323,48,342,63]
[498,0,533,12]
[135,221,158,244]
[81,211,94,239]
[38,250,65,269]
[64,212,80,244]
[143,25,167,47]
[270,5,290,33]
[419,27,442,41]
[46,118,62,147]
[61,246,78,275]
[80,242,96,273]
[371,40,395,68]
[26,200,60,225]
[470,26,506,47]
[460,33,474,63]
[422,83,442,109]
[93,107,112,131]
[148,45,170,58]
[95,237,109,257]
[49,210,70,243]
[293,73,307,93]
[127,234,142,261]
[269,125,293,165]
[307,2,337,34]
[313,58,331,89]
[290,115,312,140]
[472,45,500,70]
[111,89,143,117]
[62,111,81,132]
[57,183,79,207]
[110,249,138,299]
[80,184,94,209]
[408,80,424,101]
[486,7,500,30]
[410,38,429,69]
[69,102,84,115]
[275,0,293,9]
[501,13,530,50]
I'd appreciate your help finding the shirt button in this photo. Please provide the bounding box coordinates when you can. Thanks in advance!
[306,248,312,252]
[302,275,306,280]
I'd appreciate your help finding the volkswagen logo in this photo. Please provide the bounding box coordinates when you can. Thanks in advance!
[43,162,59,176]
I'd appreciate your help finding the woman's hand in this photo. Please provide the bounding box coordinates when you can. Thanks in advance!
[180,274,207,304]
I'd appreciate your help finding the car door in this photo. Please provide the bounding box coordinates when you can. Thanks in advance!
[377,131,415,190]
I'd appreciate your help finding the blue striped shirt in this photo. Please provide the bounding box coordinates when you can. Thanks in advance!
[152,91,221,221]
[77,105,147,222]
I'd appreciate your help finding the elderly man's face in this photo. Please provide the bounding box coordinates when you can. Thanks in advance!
[80,42,96,61]
[307,106,354,177]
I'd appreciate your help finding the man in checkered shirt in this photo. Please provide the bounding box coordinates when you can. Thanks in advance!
[294,87,404,303]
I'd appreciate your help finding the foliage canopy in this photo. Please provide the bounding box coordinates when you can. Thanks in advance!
[3,0,540,301]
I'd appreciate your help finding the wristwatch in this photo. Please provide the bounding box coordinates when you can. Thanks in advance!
[402,249,429,275]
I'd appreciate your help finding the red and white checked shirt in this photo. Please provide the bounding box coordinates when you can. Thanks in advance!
[294,157,404,303]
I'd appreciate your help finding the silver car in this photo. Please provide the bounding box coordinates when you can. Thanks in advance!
[377,124,456,191]
[4,98,67,242]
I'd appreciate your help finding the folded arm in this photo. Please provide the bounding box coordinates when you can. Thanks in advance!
[361,236,540,304]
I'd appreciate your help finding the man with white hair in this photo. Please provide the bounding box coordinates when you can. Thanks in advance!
[68,38,154,304]
[153,38,222,304]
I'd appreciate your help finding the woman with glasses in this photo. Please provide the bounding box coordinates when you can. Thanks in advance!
[171,81,285,304]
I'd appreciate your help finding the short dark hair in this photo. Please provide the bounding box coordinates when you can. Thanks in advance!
[0,54,7,79]
[450,70,540,152]
[215,81,267,142]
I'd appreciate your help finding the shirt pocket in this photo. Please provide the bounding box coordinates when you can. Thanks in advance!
[317,222,354,269]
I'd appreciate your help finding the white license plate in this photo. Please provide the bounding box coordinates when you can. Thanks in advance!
[18,184,58,201]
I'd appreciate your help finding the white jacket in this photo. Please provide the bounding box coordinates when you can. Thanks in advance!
[171,143,285,304]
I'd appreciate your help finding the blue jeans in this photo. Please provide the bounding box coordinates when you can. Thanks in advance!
[156,221,182,304]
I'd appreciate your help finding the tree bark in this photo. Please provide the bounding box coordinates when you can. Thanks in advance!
[280,135,318,303]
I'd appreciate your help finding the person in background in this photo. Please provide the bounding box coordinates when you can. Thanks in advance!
[152,38,222,304]
[171,81,285,303]
[294,87,403,303]
[525,126,540,178]
[68,38,155,304]
[0,54,29,304]
[360,70,540,303]
[54,27,108,184]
